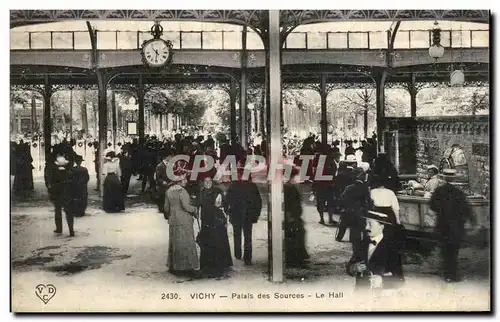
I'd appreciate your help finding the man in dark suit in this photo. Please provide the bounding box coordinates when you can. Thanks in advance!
[224,169,262,265]
[336,165,371,250]
[429,169,477,283]
[119,146,133,195]
[69,155,89,217]
[49,155,75,237]
[346,209,404,290]
[312,145,338,225]
[155,150,174,213]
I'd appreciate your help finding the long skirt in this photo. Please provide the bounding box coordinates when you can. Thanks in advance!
[103,173,125,213]
[69,188,88,217]
[199,225,233,274]
[13,164,34,195]
[168,224,199,272]
[285,220,309,267]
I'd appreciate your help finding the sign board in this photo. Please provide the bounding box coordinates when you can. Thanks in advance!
[127,122,137,136]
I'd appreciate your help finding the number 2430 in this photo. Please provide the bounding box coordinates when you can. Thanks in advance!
[161,293,180,300]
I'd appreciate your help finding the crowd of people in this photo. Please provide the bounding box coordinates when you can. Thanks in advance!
[11,128,479,287]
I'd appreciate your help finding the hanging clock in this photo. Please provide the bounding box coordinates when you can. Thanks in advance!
[140,21,174,69]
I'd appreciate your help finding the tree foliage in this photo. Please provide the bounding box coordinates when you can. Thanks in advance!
[10,91,44,110]
[209,88,317,128]
[144,89,209,126]
[332,88,375,114]
[416,87,489,116]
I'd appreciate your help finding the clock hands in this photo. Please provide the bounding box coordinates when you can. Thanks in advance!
[145,43,169,65]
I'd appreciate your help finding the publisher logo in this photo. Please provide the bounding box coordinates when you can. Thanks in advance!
[34,284,56,304]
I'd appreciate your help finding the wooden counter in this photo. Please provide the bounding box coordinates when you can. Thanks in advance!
[397,194,490,235]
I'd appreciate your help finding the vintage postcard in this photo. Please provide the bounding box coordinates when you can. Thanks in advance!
[9,8,491,312]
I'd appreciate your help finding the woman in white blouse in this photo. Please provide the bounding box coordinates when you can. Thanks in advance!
[102,151,125,213]
[370,174,400,225]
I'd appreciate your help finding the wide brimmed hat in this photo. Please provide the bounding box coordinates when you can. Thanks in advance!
[439,168,457,178]
[341,154,358,167]
[362,208,394,225]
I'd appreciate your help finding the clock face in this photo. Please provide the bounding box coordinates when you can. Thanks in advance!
[142,39,172,67]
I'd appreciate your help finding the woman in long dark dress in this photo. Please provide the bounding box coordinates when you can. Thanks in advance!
[13,141,34,196]
[102,151,125,213]
[284,168,309,268]
[198,176,232,277]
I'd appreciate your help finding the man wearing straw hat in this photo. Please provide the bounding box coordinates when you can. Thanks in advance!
[346,208,405,290]
[429,168,476,283]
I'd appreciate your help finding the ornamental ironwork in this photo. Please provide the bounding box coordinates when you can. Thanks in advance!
[51,84,98,91]
[10,10,489,30]
[415,80,489,89]
[10,84,45,95]
[283,82,375,94]
[10,10,264,29]
[145,82,232,93]
[281,10,489,25]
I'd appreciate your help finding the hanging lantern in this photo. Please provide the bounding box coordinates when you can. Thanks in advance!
[450,70,465,87]
[428,21,445,60]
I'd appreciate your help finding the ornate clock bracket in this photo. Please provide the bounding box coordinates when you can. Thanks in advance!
[151,20,163,39]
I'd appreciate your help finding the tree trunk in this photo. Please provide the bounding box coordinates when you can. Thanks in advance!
[92,102,98,138]
[364,103,368,138]
[259,88,266,137]
[81,101,88,134]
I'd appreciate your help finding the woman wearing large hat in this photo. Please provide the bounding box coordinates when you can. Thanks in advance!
[164,166,200,277]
